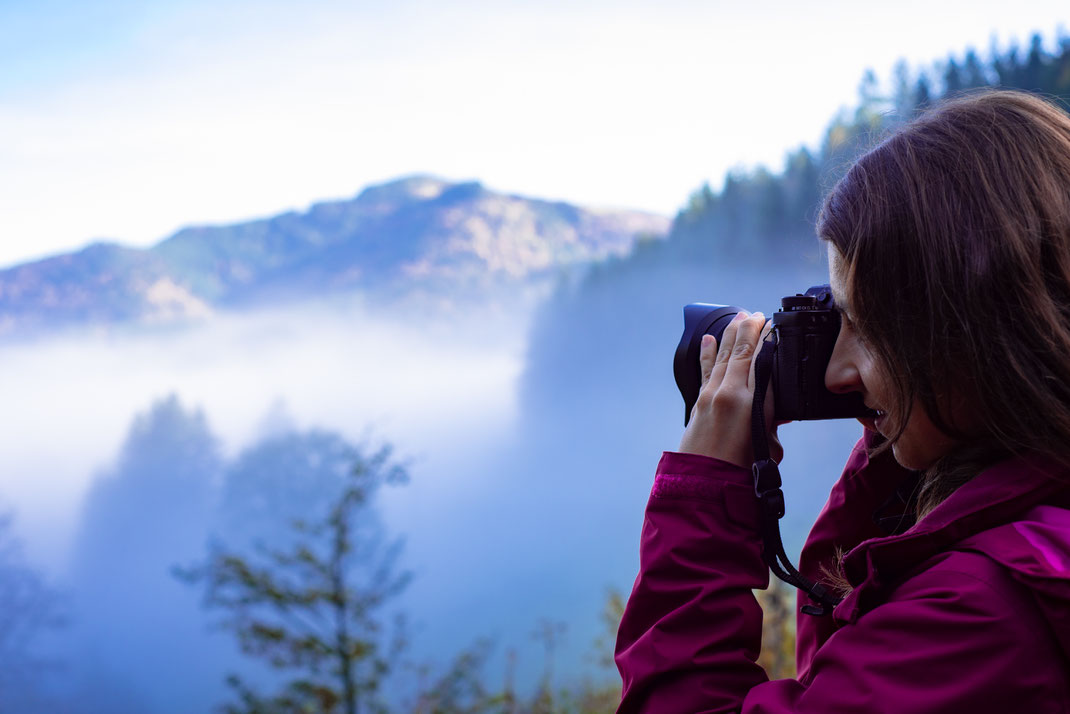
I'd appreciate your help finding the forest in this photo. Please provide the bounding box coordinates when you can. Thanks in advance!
[665,31,1070,264]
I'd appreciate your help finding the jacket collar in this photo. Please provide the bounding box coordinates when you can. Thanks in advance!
[834,452,1070,625]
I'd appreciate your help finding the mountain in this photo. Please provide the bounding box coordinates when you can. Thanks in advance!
[0,176,668,337]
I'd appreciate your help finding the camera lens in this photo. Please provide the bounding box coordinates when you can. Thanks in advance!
[673,304,743,425]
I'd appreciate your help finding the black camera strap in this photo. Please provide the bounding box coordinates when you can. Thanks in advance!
[751,339,843,617]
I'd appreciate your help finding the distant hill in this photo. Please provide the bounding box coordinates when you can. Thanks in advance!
[0,176,668,337]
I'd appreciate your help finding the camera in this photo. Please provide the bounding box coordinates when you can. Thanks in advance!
[673,285,874,425]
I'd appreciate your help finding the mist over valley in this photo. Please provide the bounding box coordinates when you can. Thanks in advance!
[0,176,688,709]
[0,169,871,712]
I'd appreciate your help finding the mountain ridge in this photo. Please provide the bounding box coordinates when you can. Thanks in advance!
[0,175,669,338]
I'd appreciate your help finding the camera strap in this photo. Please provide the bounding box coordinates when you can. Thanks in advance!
[751,339,843,617]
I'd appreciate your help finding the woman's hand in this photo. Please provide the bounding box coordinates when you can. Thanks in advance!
[677,311,782,468]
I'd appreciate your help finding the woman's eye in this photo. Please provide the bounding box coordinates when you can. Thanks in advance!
[838,310,870,345]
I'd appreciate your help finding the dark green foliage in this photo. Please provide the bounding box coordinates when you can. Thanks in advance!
[665,28,1070,270]
[534,30,1070,343]
[1024,34,1047,91]
[182,445,409,714]
[962,49,991,90]
[942,57,964,95]
[913,74,933,111]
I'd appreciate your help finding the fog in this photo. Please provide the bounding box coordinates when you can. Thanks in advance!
[0,296,526,572]
[0,263,868,710]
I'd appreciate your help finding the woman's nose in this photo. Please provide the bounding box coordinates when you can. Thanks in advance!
[825,332,862,395]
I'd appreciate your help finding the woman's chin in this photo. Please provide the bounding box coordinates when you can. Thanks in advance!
[890,442,936,471]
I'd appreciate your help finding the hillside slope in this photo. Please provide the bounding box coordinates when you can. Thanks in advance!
[0,175,668,337]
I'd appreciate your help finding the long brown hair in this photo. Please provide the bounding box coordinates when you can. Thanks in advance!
[818,90,1070,515]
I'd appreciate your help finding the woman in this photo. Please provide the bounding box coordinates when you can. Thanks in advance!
[615,90,1070,712]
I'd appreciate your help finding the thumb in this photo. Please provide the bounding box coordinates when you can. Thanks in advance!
[769,427,784,464]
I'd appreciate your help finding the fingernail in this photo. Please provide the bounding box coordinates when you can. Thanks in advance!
[731,311,747,322]
[752,311,765,320]
[701,334,713,348]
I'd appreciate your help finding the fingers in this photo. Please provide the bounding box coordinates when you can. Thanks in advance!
[769,425,784,464]
[711,311,748,387]
[681,310,778,468]
[724,312,765,388]
[699,334,716,387]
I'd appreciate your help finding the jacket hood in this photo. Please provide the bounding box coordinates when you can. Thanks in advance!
[836,452,1070,633]
[959,505,1070,664]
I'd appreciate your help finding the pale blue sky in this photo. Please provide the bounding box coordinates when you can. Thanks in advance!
[2,0,1069,267]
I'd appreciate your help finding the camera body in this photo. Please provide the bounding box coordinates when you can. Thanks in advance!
[673,285,874,425]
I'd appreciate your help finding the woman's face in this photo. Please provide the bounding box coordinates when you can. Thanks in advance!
[825,246,960,470]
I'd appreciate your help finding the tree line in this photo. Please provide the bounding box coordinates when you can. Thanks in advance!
[663,29,1070,266]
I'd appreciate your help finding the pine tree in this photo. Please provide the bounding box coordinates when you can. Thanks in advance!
[1056,33,1070,95]
[962,49,990,89]
[942,57,964,95]
[182,445,409,714]
[913,74,933,111]
[1024,33,1048,91]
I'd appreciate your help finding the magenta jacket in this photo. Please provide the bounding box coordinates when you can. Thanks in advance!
[615,434,1070,712]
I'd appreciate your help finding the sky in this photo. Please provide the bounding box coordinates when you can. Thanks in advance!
[2,0,1069,268]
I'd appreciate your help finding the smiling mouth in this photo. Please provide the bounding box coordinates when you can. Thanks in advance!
[858,408,887,433]
[865,403,885,417]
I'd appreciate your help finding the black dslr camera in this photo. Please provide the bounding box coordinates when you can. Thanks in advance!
[673,285,874,425]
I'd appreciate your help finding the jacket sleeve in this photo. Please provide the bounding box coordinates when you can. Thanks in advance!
[614,451,770,713]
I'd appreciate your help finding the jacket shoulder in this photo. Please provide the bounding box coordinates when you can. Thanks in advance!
[958,505,1070,578]
[953,505,1070,662]
[890,548,1049,617]
[766,550,1070,712]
